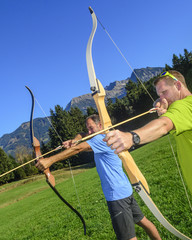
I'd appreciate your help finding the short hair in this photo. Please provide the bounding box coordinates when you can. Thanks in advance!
[154,70,187,87]
[86,114,100,124]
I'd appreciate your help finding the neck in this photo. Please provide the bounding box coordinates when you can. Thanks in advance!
[179,83,191,98]
[181,89,192,99]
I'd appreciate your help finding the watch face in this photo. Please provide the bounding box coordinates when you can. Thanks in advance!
[131,132,140,145]
[133,135,140,144]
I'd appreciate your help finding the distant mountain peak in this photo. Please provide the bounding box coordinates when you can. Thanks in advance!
[0,66,163,156]
[130,67,164,83]
[65,67,163,113]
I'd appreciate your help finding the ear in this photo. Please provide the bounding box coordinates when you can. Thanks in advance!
[99,122,103,129]
[175,81,182,90]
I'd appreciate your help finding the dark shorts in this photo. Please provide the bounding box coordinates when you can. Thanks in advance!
[107,194,144,240]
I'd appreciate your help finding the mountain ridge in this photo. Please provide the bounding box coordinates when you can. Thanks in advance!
[0,67,163,156]
[65,67,163,113]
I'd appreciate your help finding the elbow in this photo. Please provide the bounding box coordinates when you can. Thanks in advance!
[159,116,174,135]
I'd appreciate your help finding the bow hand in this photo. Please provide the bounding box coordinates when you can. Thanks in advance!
[31,136,55,185]
[35,157,51,171]
[104,130,132,154]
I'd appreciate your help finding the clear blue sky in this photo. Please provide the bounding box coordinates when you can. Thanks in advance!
[0,0,192,137]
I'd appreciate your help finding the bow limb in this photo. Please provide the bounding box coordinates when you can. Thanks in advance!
[86,7,191,240]
[86,6,150,195]
[25,86,55,186]
[25,86,86,235]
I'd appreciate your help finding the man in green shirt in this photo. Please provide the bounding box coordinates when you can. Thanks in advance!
[104,70,192,193]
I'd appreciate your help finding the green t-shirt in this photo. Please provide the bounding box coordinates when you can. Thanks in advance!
[163,95,192,193]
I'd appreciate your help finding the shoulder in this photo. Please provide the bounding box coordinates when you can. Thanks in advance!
[162,96,192,133]
[171,95,192,108]
[87,134,105,143]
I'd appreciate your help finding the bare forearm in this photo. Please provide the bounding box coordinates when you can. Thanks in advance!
[48,145,84,165]
[104,116,174,154]
[135,117,172,144]
[36,142,91,170]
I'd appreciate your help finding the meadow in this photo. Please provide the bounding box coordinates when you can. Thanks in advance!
[0,135,191,240]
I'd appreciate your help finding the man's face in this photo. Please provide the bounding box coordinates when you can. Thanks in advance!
[156,79,180,106]
[86,118,102,134]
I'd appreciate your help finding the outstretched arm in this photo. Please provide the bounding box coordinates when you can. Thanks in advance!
[104,116,174,154]
[36,141,91,171]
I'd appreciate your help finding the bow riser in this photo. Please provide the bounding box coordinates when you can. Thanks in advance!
[26,86,56,187]
[92,80,112,129]
[32,139,55,186]
[92,80,150,193]
[118,151,149,193]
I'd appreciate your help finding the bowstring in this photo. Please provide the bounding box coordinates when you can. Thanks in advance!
[96,17,154,102]
[96,15,192,211]
[168,137,192,211]
[35,98,83,213]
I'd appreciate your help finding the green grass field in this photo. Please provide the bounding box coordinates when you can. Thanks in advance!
[0,135,192,240]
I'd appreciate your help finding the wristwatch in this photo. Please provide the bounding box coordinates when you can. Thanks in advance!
[130,131,140,146]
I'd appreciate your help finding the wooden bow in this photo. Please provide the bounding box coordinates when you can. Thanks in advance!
[86,7,191,240]
[26,86,86,235]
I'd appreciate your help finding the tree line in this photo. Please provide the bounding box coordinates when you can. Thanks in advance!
[0,49,191,185]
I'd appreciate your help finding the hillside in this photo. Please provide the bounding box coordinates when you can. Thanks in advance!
[0,67,163,157]
[0,136,191,239]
